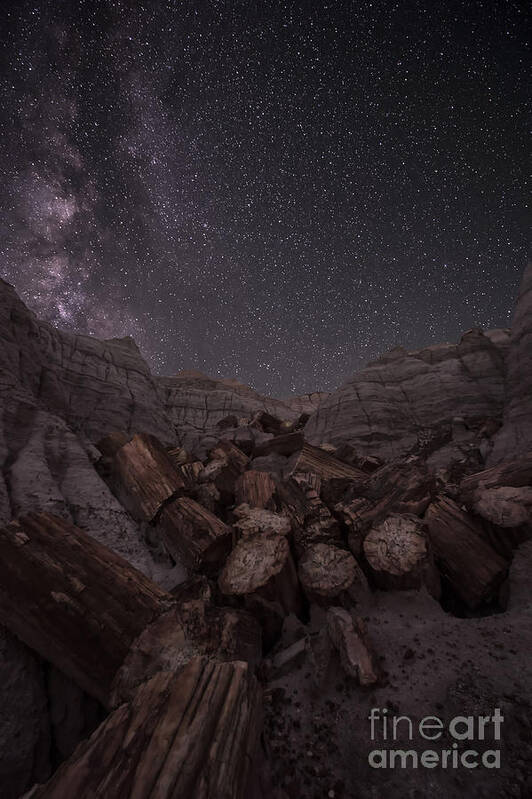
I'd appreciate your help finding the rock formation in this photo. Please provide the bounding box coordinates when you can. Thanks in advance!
[304,327,510,464]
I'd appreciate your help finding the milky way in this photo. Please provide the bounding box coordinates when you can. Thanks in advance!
[0,0,528,395]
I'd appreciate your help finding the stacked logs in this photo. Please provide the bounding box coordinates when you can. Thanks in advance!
[2,413,529,797]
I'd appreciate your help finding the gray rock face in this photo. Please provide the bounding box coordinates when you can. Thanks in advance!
[490,263,532,464]
[305,327,510,462]
[157,372,299,453]
[281,391,330,416]
[0,279,300,455]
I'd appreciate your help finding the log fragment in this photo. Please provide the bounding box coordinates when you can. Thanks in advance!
[25,658,262,799]
[157,496,233,573]
[235,469,277,509]
[363,514,441,597]
[425,497,508,608]
[0,512,175,705]
[327,608,379,686]
[105,432,185,522]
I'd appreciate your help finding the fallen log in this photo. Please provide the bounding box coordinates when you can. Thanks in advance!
[25,658,262,799]
[0,512,175,705]
[297,543,368,605]
[425,497,508,609]
[460,453,532,504]
[156,496,233,573]
[363,514,441,597]
[219,533,302,617]
[291,443,368,481]
[235,469,277,509]
[103,432,185,522]
[203,440,249,503]
[233,503,291,539]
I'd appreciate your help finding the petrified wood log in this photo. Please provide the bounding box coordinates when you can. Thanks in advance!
[297,543,368,605]
[472,486,532,542]
[111,603,262,705]
[425,497,508,609]
[460,453,532,504]
[209,438,250,469]
[219,533,302,617]
[335,495,396,557]
[290,474,344,554]
[327,608,379,686]
[233,503,291,539]
[103,432,185,522]
[179,459,204,487]
[157,496,233,573]
[25,658,262,799]
[291,443,368,481]
[0,512,175,705]
[363,514,441,597]
[203,439,249,502]
[235,469,277,509]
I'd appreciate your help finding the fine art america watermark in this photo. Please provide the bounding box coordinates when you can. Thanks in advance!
[368,707,504,769]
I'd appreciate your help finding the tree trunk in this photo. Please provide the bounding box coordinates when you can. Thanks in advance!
[24,658,262,799]
[362,514,441,597]
[425,497,508,609]
[291,443,368,481]
[101,432,185,522]
[156,496,233,573]
[0,512,175,706]
[235,469,277,509]
[460,453,532,504]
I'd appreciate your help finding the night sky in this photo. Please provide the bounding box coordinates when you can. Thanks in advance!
[0,1,528,396]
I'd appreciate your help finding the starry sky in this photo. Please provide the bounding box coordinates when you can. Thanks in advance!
[0,0,528,396]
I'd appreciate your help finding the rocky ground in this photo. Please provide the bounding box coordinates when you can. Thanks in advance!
[0,264,530,799]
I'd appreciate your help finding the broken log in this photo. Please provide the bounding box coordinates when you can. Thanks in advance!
[111,603,262,705]
[0,512,175,706]
[203,439,249,502]
[219,533,302,616]
[25,658,262,799]
[157,496,233,573]
[292,442,368,481]
[297,543,368,605]
[363,514,441,597]
[104,432,185,522]
[425,497,508,609]
[235,469,277,509]
[233,503,291,539]
[460,453,532,504]
[327,608,379,686]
